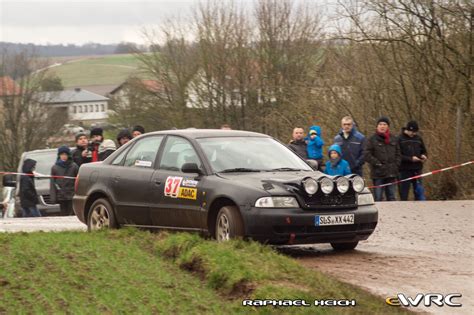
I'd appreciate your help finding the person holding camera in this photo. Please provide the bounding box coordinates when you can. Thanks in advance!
[89,127,104,162]
[72,132,92,167]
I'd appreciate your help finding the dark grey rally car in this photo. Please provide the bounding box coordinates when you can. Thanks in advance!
[73,129,378,250]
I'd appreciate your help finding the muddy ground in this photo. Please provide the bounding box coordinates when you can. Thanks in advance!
[1,201,472,314]
[281,201,473,315]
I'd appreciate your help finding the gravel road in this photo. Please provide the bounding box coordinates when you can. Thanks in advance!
[1,201,472,314]
[280,200,473,315]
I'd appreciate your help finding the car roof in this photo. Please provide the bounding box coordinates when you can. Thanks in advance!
[145,129,270,139]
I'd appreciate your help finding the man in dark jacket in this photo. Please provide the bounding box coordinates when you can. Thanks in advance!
[20,159,41,217]
[89,127,104,162]
[398,121,428,201]
[288,127,308,159]
[50,146,79,216]
[363,117,401,201]
[334,116,366,176]
[72,132,92,167]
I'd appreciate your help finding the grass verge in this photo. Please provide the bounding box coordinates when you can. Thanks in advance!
[0,229,411,314]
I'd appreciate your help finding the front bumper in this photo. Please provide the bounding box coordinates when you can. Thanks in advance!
[241,205,378,245]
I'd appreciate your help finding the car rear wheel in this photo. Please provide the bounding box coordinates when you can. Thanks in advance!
[215,206,244,241]
[330,241,359,251]
[87,198,118,231]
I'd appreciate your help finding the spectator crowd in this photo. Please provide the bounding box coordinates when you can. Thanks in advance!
[288,116,428,202]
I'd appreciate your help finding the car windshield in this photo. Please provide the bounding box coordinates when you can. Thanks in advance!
[24,151,57,176]
[197,137,312,173]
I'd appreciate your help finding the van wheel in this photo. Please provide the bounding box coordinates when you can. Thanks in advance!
[330,241,359,251]
[87,198,118,231]
[215,206,244,241]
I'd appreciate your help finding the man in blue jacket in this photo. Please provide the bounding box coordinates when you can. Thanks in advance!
[334,116,366,176]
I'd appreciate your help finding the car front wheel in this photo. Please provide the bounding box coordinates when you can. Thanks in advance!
[87,198,118,231]
[330,241,359,251]
[215,206,244,241]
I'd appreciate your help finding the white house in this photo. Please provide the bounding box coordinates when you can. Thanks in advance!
[37,88,109,125]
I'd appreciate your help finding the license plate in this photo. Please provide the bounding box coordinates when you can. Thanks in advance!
[315,214,354,226]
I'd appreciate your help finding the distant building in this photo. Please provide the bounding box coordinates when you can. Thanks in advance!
[37,88,109,125]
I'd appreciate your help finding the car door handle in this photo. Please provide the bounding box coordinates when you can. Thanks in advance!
[153,179,161,186]
[114,176,120,182]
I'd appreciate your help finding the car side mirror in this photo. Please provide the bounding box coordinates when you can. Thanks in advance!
[306,159,319,170]
[2,174,17,187]
[181,163,203,175]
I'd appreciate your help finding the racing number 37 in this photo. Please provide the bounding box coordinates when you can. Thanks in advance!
[164,176,183,198]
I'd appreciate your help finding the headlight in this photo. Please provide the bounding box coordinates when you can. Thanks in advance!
[319,177,334,194]
[351,175,365,193]
[336,177,350,193]
[255,196,299,208]
[303,178,318,195]
[358,193,375,205]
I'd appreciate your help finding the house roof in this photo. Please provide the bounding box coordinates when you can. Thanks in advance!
[0,76,21,96]
[109,79,164,95]
[37,88,109,104]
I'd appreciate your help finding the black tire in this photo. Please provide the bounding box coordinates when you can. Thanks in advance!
[87,198,118,231]
[215,206,244,241]
[330,241,359,251]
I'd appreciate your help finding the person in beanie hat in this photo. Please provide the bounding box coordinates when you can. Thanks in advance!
[99,139,117,161]
[20,159,41,217]
[363,116,401,201]
[132,125,145,138]
[89,127,104,162]
[117,129,132,147]
[398,120,428,201]
[72,132,92,167]
[50,146,79,216]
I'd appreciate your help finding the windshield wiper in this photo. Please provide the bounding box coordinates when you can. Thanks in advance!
[267,167,307,172]
[219,168,261,173]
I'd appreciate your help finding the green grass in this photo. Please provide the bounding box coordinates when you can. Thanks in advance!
[0,230,411,314]
[51,54,143,87]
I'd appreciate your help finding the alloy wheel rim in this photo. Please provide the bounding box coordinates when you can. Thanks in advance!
[217,214,230,241]
[90,204,110,230]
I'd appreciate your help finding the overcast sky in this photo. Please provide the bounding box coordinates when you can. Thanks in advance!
[0,0,337,45]
[0,0,229,44]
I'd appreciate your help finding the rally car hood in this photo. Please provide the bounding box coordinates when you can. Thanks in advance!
[216,171,327,194]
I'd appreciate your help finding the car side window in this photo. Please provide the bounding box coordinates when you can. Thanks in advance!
[159,136,201,172]
[123,136,164,168]
[111,147,129,166]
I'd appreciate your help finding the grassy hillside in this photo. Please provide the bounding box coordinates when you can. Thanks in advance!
[51,54,142,88]
[0,230,411,314]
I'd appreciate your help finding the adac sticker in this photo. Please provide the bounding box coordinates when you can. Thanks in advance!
[164,176,183,198]
[178,187,197,200]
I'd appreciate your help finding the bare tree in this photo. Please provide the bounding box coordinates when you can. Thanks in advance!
[0,49,67,171]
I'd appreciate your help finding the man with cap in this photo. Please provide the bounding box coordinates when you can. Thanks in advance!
[72,132,92,167]
[50,146,79,216]
[117,129,132,147]
[363,116,401,201]
[132,125,145,138]
[89,127,104,162]
[398,121,428,201]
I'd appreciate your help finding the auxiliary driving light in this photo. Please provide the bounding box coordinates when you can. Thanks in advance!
[351,175,365,193]
[336,177,350,193]
[319,177,334,194]
[303,178,318,195]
